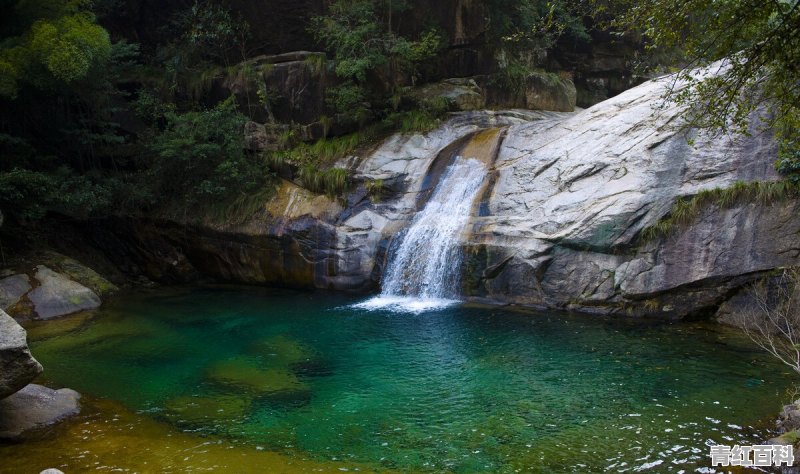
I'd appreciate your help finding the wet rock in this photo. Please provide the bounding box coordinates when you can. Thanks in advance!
[0,274,31,310]
[164,394,251,425]
[769,430,800,446]
[249,334,331,376]
[778,401,800,433]
[0,309,43,399]
[206,357,310,398]
[27,265,101,319]
[0,384,80,440]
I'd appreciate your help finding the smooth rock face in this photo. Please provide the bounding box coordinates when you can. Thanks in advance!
[468,75,797,316]
[87,75,799,318]
[0,274,31,310]
[0,384,80,440]
[0,309,42,399]
[27,266,101,320]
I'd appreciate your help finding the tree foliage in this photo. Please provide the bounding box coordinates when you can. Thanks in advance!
[608,0,800,176]
[143,96,269,212]
[311,0,444,121]
[0,0,111,98]
[486,0,590,52]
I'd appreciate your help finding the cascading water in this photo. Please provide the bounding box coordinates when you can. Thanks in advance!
[357,156,487,313]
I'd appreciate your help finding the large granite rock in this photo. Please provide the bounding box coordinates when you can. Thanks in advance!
[0,309,42,399]
[467,74,793,317]
[84,73,799,318]
[0,384,80,440]
[27,266,101,319]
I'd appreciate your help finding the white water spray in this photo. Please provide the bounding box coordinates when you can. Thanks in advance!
[356,157,487,313]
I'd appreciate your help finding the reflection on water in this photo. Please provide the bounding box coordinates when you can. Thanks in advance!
[5,286,795,473]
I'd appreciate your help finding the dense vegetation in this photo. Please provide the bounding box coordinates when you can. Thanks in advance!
[0,0,797,227]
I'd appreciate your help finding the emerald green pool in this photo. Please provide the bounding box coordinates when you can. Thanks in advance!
[25,286,797,472]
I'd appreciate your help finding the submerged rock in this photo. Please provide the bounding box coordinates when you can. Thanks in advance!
[0,309,43,399]
[24,311,95,342]
[206,357,309,398]
[250,334,331,377]
[0,384,80,440]
[27,265,101,319]
[164,394,251,425]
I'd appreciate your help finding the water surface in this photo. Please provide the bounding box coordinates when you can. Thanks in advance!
[14,286,797,472]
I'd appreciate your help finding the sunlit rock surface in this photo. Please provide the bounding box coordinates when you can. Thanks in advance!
[87,75,800,318]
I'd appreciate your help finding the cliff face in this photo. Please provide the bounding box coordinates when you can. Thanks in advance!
[470,77,796,317]
[90,74,800,319]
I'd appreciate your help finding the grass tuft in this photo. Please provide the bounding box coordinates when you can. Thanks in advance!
[640,180,800,242]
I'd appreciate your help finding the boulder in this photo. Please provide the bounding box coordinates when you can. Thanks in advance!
[412,78,486,111]
[0,274,31,310]
[27,265,101,319]
[0,384,80,440]
[524,71,576,112]
[49,255,118,298]
[777,401,800,433]
[0,309,42,399]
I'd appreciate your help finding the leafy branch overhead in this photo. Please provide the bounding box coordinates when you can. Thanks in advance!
[608,0,800,177]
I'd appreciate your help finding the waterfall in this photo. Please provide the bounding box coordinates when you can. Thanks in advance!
[356,157,488,313]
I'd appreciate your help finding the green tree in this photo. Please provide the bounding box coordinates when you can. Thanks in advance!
[0,0,112,98]
[607,0,800,175]
[485,0,589,53]
[143,96,270,213]
[0,0,127,222]
[311,0,443,121]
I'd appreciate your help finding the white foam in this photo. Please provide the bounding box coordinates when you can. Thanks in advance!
[380,157,487,301]
[351,296,460,314]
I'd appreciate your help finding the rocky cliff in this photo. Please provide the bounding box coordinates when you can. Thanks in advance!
[89,74,799,319]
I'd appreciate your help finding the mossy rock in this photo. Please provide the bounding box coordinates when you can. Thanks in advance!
[23,311,95,342]
[31,317,159,355]
[248,335,329,375]
[206,356,310,399]
[769,429,800,446]
[40,252,118,298]
[164,394,251,425]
